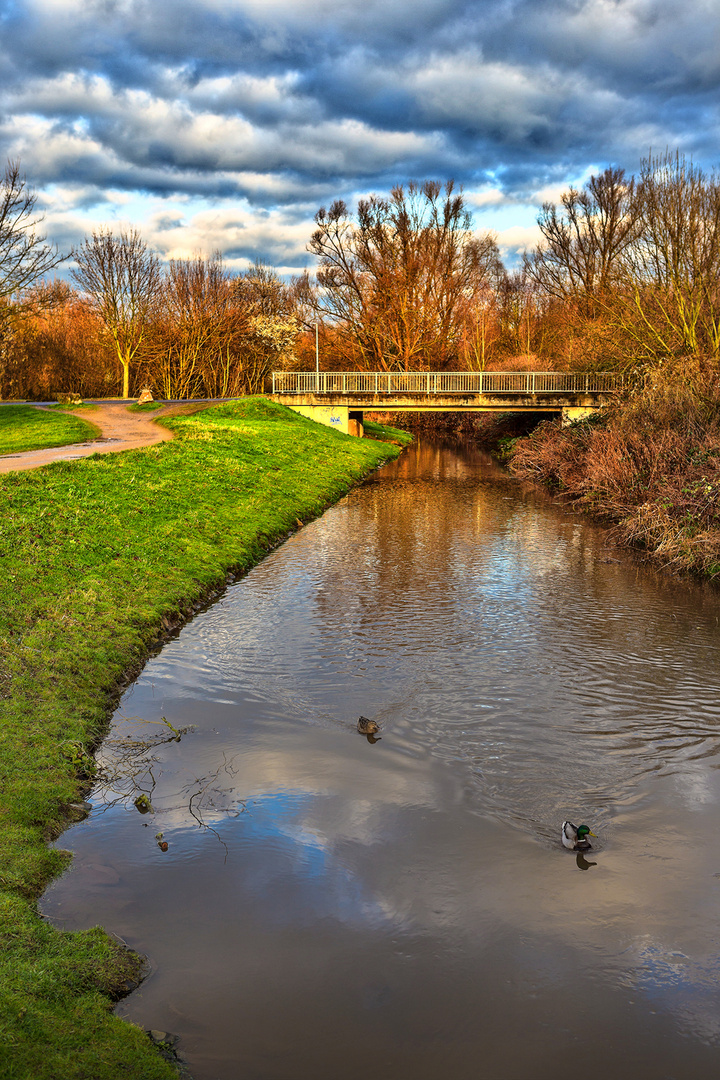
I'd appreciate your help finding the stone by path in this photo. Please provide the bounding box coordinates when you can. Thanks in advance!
[0,403,189,476]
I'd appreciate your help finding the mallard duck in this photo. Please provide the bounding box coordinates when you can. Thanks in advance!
[561,821,596,851]
[357,716,380,735]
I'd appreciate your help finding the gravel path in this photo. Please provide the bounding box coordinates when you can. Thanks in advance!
[0,403,180,476]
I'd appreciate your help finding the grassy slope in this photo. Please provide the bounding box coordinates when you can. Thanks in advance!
[363,419,413,446]
[0,405,99,455]
[0,398,405,1079]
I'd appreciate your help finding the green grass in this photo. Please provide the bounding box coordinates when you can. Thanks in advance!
[0,397,404,1079]
[363,419,414,446]
[0,405,99,455]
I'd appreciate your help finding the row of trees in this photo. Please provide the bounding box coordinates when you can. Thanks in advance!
[306,156,720,375]
[1,258,300,401]
[0,161,300,399]
[525,153,720,370]
[0,151,718,399]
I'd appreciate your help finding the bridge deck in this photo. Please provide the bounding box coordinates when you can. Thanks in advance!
[271,370,621,413]
[274,371,620,395]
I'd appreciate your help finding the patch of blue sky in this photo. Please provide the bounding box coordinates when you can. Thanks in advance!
[209,788,397,929]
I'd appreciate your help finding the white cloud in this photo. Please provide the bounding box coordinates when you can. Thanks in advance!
[142,203,313,267]
[531,166,598,205]
[465,187,512,209]
[38,190,317,272]
[495,223,542,255]
[1,0,719,273]
[412,52,561,139]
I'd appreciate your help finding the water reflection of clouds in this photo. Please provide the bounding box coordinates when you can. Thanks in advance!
[155,747,720,1049]
[221,790,401,930]
[68,703,720,1058]
[49,444,720,1072]
[619,937,720,1044]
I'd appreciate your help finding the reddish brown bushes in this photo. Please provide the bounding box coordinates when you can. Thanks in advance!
[509,371,720,576]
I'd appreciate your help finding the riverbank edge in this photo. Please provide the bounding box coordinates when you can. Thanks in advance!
[0,399,408,1080]
[503,379,720,580]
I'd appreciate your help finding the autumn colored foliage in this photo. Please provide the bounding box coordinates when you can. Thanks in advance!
[509,363,720,575]
[1,151,720,404]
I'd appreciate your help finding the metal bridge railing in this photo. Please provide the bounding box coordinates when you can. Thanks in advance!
[271,371,623,395]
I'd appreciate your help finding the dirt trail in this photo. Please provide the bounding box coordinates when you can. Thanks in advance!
[0,403,204,476]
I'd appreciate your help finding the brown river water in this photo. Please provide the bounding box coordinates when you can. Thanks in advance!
[41,440,720,1080]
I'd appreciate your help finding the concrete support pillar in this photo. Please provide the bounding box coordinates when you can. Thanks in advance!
[348,410,364,438]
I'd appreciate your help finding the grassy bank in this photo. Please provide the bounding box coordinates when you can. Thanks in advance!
[507,373,720,577]
[363,419,413,446]
[0,398,406,1079]
[0,404,99,455]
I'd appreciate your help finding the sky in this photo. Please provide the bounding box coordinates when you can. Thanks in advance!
[1,0,718,275]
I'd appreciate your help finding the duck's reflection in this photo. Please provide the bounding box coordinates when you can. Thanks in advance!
[576,852,597,871]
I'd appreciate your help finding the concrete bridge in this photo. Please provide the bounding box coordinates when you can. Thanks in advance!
[270,371,622,436]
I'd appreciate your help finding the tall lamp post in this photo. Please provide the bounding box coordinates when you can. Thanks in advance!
[315,321,319,393]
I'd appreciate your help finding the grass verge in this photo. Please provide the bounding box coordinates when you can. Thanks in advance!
[0,405,99,455]
[0,397,405,1078]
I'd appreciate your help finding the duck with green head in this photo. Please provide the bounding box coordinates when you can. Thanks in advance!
[561,822,596,851]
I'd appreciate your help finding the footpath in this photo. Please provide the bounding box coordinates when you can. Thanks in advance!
[0,402,201,474]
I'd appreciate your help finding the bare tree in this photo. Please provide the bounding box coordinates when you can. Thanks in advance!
[143,257,299,399]
[309,181,502,370]
[232,262,299,394]
[525,167,638,315]
[458,285,502,370]
[149,252,237,399]
[617,152,720,361]
[0,159,64,330]
[72,228,161,398]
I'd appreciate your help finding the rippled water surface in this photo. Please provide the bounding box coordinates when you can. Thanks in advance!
[42,440,720,1079]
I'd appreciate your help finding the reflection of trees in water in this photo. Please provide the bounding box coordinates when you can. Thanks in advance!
[312,441,507,626]
[325,439,720,671]
[300,439,720,828]
[93,716,245,854]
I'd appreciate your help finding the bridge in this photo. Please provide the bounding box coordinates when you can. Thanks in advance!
[270,371,622,436]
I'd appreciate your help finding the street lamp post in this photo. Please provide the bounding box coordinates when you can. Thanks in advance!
[315,321,319,393]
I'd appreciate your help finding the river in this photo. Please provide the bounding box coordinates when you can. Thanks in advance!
[41,439,720,1080]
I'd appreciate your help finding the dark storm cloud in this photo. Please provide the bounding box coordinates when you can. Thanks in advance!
[0,0,718,264]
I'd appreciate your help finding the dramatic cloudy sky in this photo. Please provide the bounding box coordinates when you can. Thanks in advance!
[1,0,718,274]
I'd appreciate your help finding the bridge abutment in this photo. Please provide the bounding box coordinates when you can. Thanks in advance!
[288,404,351,434]
[286,405,366,437]
[348,410,364,438]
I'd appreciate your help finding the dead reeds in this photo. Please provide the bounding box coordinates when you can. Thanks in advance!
[509,366,720,576]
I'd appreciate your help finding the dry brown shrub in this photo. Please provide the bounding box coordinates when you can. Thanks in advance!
[509,365,720,575]
[487,353,550,372]
[1,284,118,399]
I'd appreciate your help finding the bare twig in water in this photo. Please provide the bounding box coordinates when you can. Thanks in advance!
[89,719,246,857]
